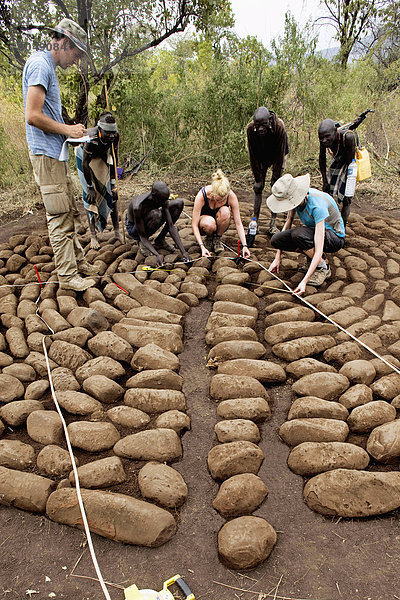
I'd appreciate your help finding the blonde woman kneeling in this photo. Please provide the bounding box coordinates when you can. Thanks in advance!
[192,169,250,258]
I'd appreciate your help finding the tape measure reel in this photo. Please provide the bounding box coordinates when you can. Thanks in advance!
[124,575,194,600]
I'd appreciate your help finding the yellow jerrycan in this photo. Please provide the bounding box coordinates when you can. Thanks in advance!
[124,574,195,600]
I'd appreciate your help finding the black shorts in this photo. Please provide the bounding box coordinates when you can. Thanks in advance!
[271,226,345,254]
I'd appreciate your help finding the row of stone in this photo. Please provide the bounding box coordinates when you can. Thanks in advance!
[203,262,279,570]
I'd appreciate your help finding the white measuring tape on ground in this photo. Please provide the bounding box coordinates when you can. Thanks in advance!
[35,296,112,600]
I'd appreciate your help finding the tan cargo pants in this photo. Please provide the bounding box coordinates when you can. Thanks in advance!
[29,153,85,282]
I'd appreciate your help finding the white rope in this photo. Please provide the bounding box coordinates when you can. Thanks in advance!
[36,299,112,600]
[220,240,400,376]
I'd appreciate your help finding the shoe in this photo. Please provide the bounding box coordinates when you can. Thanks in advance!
[213,236,224,255]
[60,275,96,292]
[203,235,214,253]
[78,261,100,276]
[154,238,175,253]
[139,242,152,257]
[308,265,331,287]
[298,256,311,273]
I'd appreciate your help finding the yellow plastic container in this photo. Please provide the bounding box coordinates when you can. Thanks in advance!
[355,146,372,182]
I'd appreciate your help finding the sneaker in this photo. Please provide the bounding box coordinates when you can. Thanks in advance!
[213,236,224,255]
[139,242,152,257]
[78,261,100,276]
[154,238,175,253]
[203,235,214,253]
[308,265,331,287]
[60,275,96,292]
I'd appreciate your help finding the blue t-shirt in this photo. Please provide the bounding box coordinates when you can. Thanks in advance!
[297,188,345,238]
[22,51,66,160]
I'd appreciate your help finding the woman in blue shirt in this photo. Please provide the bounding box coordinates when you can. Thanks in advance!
[267,173,345,295]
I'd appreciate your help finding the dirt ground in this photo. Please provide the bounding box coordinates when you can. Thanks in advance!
[1,181,400,600]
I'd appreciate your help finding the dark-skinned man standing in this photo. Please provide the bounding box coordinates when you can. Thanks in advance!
[126,181,191,266]
[318,118,356,228]
[247,106,289,238]
[23,18,98,292]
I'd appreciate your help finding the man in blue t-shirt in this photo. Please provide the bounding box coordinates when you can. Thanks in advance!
[23,18,99,292]
[267,173,345,295]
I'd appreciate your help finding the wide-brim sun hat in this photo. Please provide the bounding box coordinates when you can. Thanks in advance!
[52,18,88,54]
[266,173,310,213]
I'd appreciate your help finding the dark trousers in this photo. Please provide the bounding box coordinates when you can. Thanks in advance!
[271,226,345,253]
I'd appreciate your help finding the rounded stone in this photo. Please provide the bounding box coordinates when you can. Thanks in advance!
[154,410,190,434]
[288,397,348,421]
[339,384,373,410]
[0,399,44,426]
[27,410,63,445]
[114,429,182,462]
[339,360,376,385]
[217,359,286,383]
[69,456,126,488]
[138,462,187,508]
[131,343,179,372]
[82,375,124,403]
[217,398,271,422]
[215,419,260,443]
[348,401,396,433]
[213,473,268,518]
[0,374,25,403]
[2,363,36,383]
[218,516,277,570]
[25,380,50,401]
[106,406,150,429]
[55,391,103,415]
[0,440,35,470]
[37,445,77,477]
[292,373,350,401]
[210,374,268,401]
[279,418,349,446]
[207,440,264,481]
[367,420,400,463]
[287,441,370,476]
[67,421,120,451]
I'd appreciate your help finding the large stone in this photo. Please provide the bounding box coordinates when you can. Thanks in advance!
[328,307,368,328]
[287,442,369,476]
[265,321,336,345]
[0,374,25,403]
[285,358,336,379]
[48,340,91,371]
[339,384,373,409]
[213,473,268,517]
[383,300,400,322]
[214,284,258,307]
[55,391,102,415]
[335,316,382,343]
[114,429,182,462]
[117,279,189,316]
[279,418,349,446]
[138,462,187,508]
[217,359,286,383]
[206,326,257,347]
[67,307,109,333]
[46,488,176,546]
[75,356,125,383]
[36,445,77,477]
[41,308,71,333]
[215,419,260,443]
[126,369,183,391]
[207,440,264,481]
[213,300,258,318]
[323,342,363,366]
[292,372,350,400]
[27,410,63,444]
[0,466,55,513]
[25,351,56,377]
[218,516,276,570]
[67,421,120,451]
[51,367,80,392]
[367,420,400,463]
[154,410,190,434]
[264,306,315,326]
[69,456,126,488]
[0,399,43,426]
[87,331,134,363]
[112,323,183,354]
[272,336,336,361]
[316,296,355,315]
[208,340,266,362]
[82,375,124,404]
[126,306,182,325]
[304,469,400,517]
[5,327,29,358]
[107,406,150,429]
[25,380,49,401]
[339,360,376,385]
[131,343,179,372]
[210,374,268,401]
[89,300,124,324]
[124,388,186,413]
[51,327,93,348]
[217,398,270,422]
[206,312,256,331]
[348,401,396,433]
[288,397,348,421]
[0,440,35,470]
[371,373,400,401]
[2,363,36,383]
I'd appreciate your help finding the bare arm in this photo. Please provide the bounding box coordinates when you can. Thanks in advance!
[163,203,189,259]
[26,85,86,138]
[343,131,356,166]
[133,204,162,264]
[191,190,207,252]
[269,209,295,273]
[230,192,250,258]
[319,144,329,191]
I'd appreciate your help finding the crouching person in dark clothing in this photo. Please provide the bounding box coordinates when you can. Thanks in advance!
[267,173,345,296]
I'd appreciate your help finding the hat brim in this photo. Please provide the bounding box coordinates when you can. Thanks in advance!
[52,25,88,54]
[266,173,310,213]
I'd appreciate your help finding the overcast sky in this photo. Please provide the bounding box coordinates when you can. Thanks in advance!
[229,0,336,50]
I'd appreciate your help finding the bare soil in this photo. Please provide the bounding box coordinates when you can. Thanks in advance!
[1,181,400,600]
